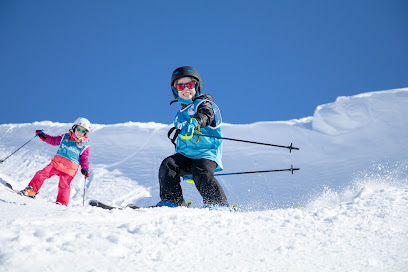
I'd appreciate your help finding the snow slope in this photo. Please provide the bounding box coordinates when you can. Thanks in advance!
[1,88,407,271]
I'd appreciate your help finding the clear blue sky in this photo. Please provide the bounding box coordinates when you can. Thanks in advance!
[1,0,407,126]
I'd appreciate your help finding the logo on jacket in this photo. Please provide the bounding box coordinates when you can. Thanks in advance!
[177,121,187,130]
[187,105,196,116]
[61,143,80,155]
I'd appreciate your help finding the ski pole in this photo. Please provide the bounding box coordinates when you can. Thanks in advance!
[215,165,300,176]
[83,177,87,206]
[184,165,300,184]
[195,133,299,152]
[0,135,38,164]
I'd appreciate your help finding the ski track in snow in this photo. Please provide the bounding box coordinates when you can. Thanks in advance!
[1,88,408,271]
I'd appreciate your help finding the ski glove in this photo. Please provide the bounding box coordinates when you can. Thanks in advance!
[81,169,90,178]
[36,130,47,139]
[180,118,199,140]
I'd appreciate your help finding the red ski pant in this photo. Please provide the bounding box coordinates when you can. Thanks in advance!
[28,163,74,206]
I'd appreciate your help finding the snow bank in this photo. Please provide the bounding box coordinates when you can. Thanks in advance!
[312,88,408,135]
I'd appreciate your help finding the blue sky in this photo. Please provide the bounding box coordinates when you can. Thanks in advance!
[1,0,407,126]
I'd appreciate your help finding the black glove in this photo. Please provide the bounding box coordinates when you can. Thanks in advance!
[36,130,47,139]
[81,169,90,178]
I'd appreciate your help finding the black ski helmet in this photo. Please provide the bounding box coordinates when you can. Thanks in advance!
[170,66,202,98]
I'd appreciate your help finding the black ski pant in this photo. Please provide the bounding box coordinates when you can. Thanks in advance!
[158,153,229,206]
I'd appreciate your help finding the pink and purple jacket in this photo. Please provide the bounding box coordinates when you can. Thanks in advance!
[41,132,90,177]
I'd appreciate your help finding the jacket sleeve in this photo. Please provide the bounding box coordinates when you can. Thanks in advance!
[193,95,217,128]
[194,101,215,128]
[79,147,90,169]
[41,134,64,146]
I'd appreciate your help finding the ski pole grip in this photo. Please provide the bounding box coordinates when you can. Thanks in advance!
[290,165,300,174]
[289,143,300,153]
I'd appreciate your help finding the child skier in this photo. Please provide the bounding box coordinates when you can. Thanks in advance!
[20,117,91,206]
[157,66,229,208]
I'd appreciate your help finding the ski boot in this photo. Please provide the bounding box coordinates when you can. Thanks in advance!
[20,186,37,198]
[155,200,192,208]
[156,200,180,207]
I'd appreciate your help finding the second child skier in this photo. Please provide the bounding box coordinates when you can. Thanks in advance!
[20,117,91,206]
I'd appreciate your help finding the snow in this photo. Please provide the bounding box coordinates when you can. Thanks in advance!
[1,88,408,271]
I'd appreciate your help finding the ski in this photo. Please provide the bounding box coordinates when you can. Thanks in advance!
[88,200,192,210]
[89,199,236,212]
[2,182,39,200]
[2,182,21,194]
[89,200,141,210]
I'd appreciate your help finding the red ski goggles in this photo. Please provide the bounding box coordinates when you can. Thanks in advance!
[175,81,197,91]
